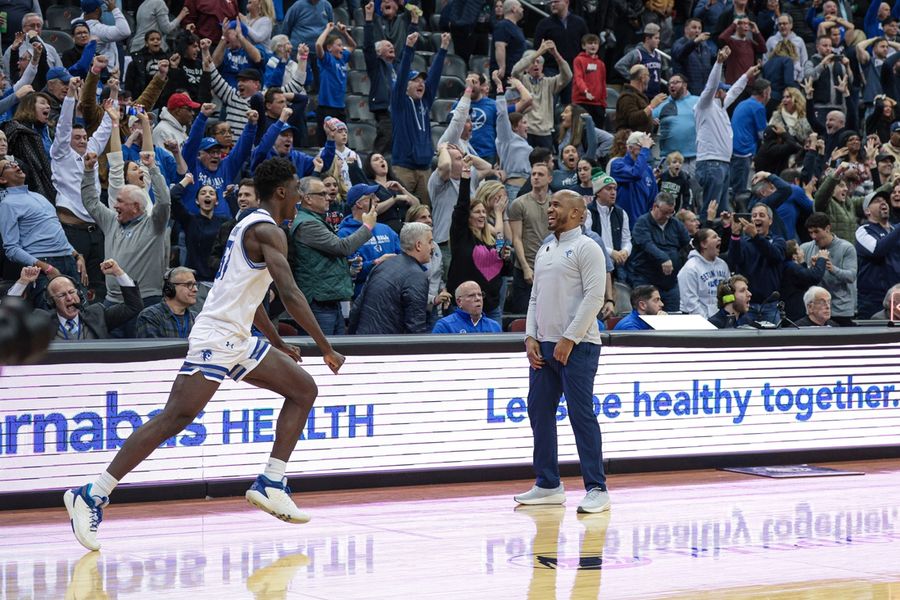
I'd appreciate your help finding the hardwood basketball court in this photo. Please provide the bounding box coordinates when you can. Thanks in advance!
[2,459,899,599]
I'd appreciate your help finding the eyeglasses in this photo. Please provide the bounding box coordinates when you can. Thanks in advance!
[51,289,79,301]
[305,191,327,198]
[172,281,199,289]
[810,299,831,307]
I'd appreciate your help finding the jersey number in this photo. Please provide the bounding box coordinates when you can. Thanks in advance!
[215,240,234,281]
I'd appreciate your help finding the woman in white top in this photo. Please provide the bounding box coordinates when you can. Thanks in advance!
[677,228,731,319]
[244,0,275,45]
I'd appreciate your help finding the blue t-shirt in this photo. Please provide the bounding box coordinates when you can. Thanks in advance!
[318,49,352,108]
[490,19,527,74]
[453,96,514,159]
[221,45,267,88]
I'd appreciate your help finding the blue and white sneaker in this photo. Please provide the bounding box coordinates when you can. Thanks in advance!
[63,484,109,551]
[245,475,310,524]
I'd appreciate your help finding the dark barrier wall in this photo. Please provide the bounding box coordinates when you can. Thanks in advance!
[2,328,899,509]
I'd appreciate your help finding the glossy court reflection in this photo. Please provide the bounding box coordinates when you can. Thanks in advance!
[2,460,900,599]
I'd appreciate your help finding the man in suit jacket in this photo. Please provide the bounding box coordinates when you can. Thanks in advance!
[7,260,143,339]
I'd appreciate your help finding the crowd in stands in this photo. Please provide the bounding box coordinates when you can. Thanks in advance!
[1,0,900,342]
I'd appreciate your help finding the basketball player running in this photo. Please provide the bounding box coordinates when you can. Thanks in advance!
[64,156,346,551]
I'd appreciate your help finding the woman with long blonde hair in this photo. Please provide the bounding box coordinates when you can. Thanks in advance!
[244,0,275,44]
[768,87,812,141]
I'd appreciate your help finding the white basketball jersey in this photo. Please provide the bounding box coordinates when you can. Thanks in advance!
[191,209,277,340]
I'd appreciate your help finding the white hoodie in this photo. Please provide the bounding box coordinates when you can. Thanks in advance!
[677,249,731,318]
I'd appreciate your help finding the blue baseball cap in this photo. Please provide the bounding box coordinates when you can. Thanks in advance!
[407,70,426,82]
[228,19,250,37]
[81,0,103,14]
[718,82,731,91]
[346,184,380,212]
[199,137,224,151]
[47,67,72,83]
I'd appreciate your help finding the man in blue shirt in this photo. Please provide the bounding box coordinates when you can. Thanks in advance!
[0,157,83,308]
[652,74,700,175]
[214,20,265,88]
[283,0,333,51]
[181,104,259,218]
[613,285,664,330]
[730,78,771,210]
[432,281,502,333]
[492,0,526,78]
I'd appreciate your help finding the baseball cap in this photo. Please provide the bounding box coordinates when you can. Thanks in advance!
[81,0,103,13]
[718,82,732,92]
[228,19,250,37]
[199,137,224,151]
[891,121,900,132]
[236,68,261,82]
[46,67,72,83]
[626,131,647,146]
[167,92,201,111]
[642,23,661,36]
[407,70,426,81]
[875,152,896,163]
[591,168,616,194]
[345,184,380,213]
[863,190,890,213]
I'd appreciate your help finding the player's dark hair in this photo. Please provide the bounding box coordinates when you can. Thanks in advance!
[254,157,296,203]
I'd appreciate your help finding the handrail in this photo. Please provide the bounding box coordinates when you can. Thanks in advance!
[519,0,550,18]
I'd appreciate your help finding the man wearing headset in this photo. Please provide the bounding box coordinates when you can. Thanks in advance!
[135,267,199,338]
[708,274,754,328]
[7,259,142,339]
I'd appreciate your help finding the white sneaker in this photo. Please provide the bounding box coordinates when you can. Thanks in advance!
[246,475,310,523]
[577,488,610,514]
[514,483,566,505]
[63,484,108,551]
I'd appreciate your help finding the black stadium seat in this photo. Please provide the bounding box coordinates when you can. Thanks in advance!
[43,30,75,54]
[437,76,465,99]
[348,122,377,153]
[430,98,456,124]
[346,94,375,122]
[348,71,371,96]
[441,54,467,81]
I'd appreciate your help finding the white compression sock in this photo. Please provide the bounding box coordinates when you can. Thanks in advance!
[263,457,287,482]
[92,471,119,498]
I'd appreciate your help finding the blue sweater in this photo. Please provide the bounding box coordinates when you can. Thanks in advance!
[613,309,652,330]
[432,308,502,333]
[609,149,658,229]
[390,43,446,169]
[731,96,767,156]
[282,0,334,48]
[181,113,257,218]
